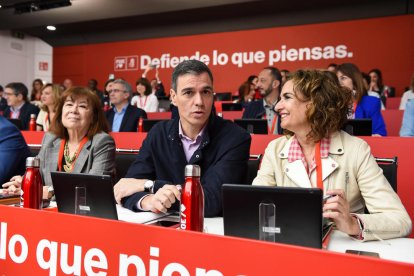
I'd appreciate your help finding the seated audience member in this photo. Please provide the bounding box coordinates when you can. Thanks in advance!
[142,65,166,98]
[114,60,251,217]
[3,82,40,130]
[30,78,43,107]
[2,87,116,199]
[327,63,338,73]
[0,116,31,184]
[0,85,7,113]
[253,69,412,241]
[280,69,290,86]
[36,84,63,132]
[131,78,159,112]
[363,72,385,110]
[105,79,147,132]
[337,63,387,136]
[400,99,414,136]
[235,81,255,108]
[62,78,73,90]
[243,67,283,134]
[88,78,105,106]
[369,68,393,98]
[247,75,260,100]
[103,78,115,104]
[399,73,414,110]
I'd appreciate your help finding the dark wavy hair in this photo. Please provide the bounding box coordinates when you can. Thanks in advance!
[50,86,109,139]
[135,78,152,96]
[283,69,352,141]
[337,63,367,104]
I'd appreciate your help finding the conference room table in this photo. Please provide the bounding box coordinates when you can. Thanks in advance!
[114,204,414,265]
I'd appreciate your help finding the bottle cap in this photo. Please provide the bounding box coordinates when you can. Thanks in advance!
[185,165,200,177]
[26,157,40,167]
[30,114,36,119]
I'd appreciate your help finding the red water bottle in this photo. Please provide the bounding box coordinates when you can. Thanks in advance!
[180,165,204,231]
[29,114,36,131]
[103,102,110,112]
[138,117,143,132]
[21,157,43,209]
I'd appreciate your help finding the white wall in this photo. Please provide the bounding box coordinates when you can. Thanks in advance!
[0,31,52,90]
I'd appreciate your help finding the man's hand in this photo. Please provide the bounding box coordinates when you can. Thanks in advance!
[2,175,23,194]
[114,178,146,204]
[323,189,360,236]
[141,185,181,213]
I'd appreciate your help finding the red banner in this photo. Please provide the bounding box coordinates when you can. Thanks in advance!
[53,15,414,96]
[1,205,414,275]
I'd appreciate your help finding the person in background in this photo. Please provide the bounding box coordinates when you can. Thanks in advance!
[105,79,147,132]
[363,72,385,110]
[130,78,159,112]
[253,69,411,241]
[369,68,393,98]
[2,87,116,199]
[142,65,166,98]
[280,69,290,86]
[337,63,387,136]
[0,116,31,185]
[62,78,73,90]
[242,67,282,134]
[235,81,255,108]
[3,82,39,130]
[103,78,115,105]
[114,60,251,216]
[327,63,338,73]
[88,78,105,106]
[0,85,7,113]
[30,79,43,107]
[36,84,63,132]
[399,73,414,110]
[247,75,260,100]
[400,99,414,136]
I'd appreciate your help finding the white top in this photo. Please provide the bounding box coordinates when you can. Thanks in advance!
[131,93,159,112]
[399,90,414,110]
[36,109,50,131]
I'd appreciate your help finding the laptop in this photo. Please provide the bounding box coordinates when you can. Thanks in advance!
[222,184,327,249]
[234,119,268,134]
[222,103,243,111]
[342,119,372,136]
[51,172,118,220]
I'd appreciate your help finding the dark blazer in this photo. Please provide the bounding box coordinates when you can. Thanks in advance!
[355,95,387,136]
[0,97,7,112]
[3,102,40,130]
[242,99,283,134]
[105,104,147,132]
[122,114,251,217]
[0,116,31,183]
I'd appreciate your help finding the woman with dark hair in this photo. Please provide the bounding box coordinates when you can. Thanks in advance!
[36,84,63,131]
[103,78,115,104]
[130,77,159,112]
[2,87,116,199]
[235,81,255,108]
[369,68,392,97]
[337,63,387,136]
[253,69,411,241]
[30,78,44,107]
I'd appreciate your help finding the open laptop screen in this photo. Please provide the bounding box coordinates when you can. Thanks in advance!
[51,172,118,220]
[222,184,323,248]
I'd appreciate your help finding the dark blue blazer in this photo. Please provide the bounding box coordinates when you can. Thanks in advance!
[3,102,39,130]
[105,104,147,132]
[122,114,251,217]
[355,95,387,136]
[242,99,282,134]
[0,116,31,183]
[0,97,7,112]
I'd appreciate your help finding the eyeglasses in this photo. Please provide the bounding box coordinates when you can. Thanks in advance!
[108,89,126,94]
[3,92,16,97]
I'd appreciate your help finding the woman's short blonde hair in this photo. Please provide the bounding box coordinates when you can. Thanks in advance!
[40,83,63,112]
[284,69,352,141]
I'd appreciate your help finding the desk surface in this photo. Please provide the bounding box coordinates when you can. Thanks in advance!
[115,206,414,265]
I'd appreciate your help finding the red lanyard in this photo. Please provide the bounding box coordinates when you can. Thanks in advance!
[44,113,49,132]
[263,114,277,134]
[57,137,88,172]
[315,142,323,189]
[139,96,148,109]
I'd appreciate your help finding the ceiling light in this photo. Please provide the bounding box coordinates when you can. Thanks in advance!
[47,25,56,31]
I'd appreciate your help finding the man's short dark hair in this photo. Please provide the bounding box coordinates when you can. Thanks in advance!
[5,82,28,102]
[171,60,213,91]
[0,85,3,92]
[263,66,282,92]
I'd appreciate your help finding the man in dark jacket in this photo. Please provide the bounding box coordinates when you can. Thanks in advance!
[105,79,147,132]
[242,67,282,134]
[3,82,39,130]
[114,60,251,217]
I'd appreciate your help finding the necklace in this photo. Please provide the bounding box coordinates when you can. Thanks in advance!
[63,141,79,172]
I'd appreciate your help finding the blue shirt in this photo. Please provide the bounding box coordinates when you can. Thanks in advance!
[112,103,128,132]
[400,99,414,136]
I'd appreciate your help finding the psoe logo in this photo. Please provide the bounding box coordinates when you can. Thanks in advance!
[114,55,138,71]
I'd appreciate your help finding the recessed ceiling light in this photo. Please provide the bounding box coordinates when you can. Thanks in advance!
[46,25,56,31]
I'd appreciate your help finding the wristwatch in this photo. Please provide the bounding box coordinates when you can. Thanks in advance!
[144,180,154,193]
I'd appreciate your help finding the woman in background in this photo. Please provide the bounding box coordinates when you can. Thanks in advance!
[337,63,387,136]
[36,84,63,132]
[131,77,159,112]
[30,78,44,107]
[236,81,255,108]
